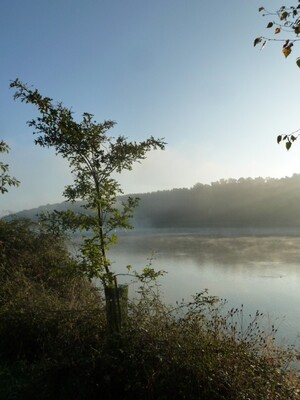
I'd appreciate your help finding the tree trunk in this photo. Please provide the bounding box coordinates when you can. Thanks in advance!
[105,284,128,333]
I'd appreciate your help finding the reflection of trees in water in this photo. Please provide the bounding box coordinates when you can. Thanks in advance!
[114,234,300,265]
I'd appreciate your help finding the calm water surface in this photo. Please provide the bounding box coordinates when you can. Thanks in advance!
[108,229,300,345]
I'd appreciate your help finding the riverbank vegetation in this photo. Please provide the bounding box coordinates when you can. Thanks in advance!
[1,219,300,399]
[8,174,300,230]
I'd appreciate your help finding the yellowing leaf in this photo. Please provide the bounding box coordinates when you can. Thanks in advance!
[275,27,281,34]
[283,47,292,57]
[280,11,289,20]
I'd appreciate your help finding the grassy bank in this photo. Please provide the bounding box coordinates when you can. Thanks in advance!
[1,284,300,399]
[1,220,300,399]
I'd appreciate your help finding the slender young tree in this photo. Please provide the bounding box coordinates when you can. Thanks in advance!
[10,79,165,331]
[0,140,19,194]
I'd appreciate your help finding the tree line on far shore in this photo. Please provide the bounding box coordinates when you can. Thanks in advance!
[7,173,300,229]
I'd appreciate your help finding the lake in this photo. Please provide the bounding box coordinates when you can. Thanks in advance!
[108,228,300,346]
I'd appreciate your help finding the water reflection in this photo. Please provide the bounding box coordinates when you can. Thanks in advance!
[110,233,300,344]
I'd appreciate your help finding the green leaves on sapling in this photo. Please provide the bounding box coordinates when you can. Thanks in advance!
[10,79,165,286]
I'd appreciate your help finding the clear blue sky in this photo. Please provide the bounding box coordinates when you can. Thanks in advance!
[1,0,300,213]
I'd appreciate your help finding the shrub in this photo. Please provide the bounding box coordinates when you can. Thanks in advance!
[0,219,299,399]
[1,283,300,399]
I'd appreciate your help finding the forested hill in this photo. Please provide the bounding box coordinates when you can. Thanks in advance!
[5,174,300,228]
[133,174,300,228]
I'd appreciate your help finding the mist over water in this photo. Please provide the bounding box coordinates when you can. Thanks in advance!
[109,228,300,345]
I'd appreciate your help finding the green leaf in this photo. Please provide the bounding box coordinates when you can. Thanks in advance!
[291,135,297,142]
[280,11,289,20]
[296,58,300,68]
[258,7,264,12]
[277,135,282,144]
[266,22,273,28]
[286,141,292,150]
[254,37,262,47]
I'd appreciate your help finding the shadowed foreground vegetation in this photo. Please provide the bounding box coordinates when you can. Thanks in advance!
[1,219,300,399]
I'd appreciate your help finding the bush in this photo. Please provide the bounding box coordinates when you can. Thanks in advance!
[3,285,299,399]
[0,219,299,399]
[0,219,106,398]
[97,287,300,400]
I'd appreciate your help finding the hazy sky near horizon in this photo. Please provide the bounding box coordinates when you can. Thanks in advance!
[2,0,300,214]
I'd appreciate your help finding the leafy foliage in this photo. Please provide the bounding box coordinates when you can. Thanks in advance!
[10,79,165,287]
[255,3,300,150]
[254,3,300,61]
[0,140,19,194]
[0,219,79,286]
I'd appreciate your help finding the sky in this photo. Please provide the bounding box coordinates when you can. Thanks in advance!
[2,0,300,214]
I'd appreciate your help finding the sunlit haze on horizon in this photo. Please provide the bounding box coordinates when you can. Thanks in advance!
[2,0,300,214]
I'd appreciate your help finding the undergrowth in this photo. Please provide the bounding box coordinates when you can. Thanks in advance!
[1,280,300,399]
[0,219,300,399]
